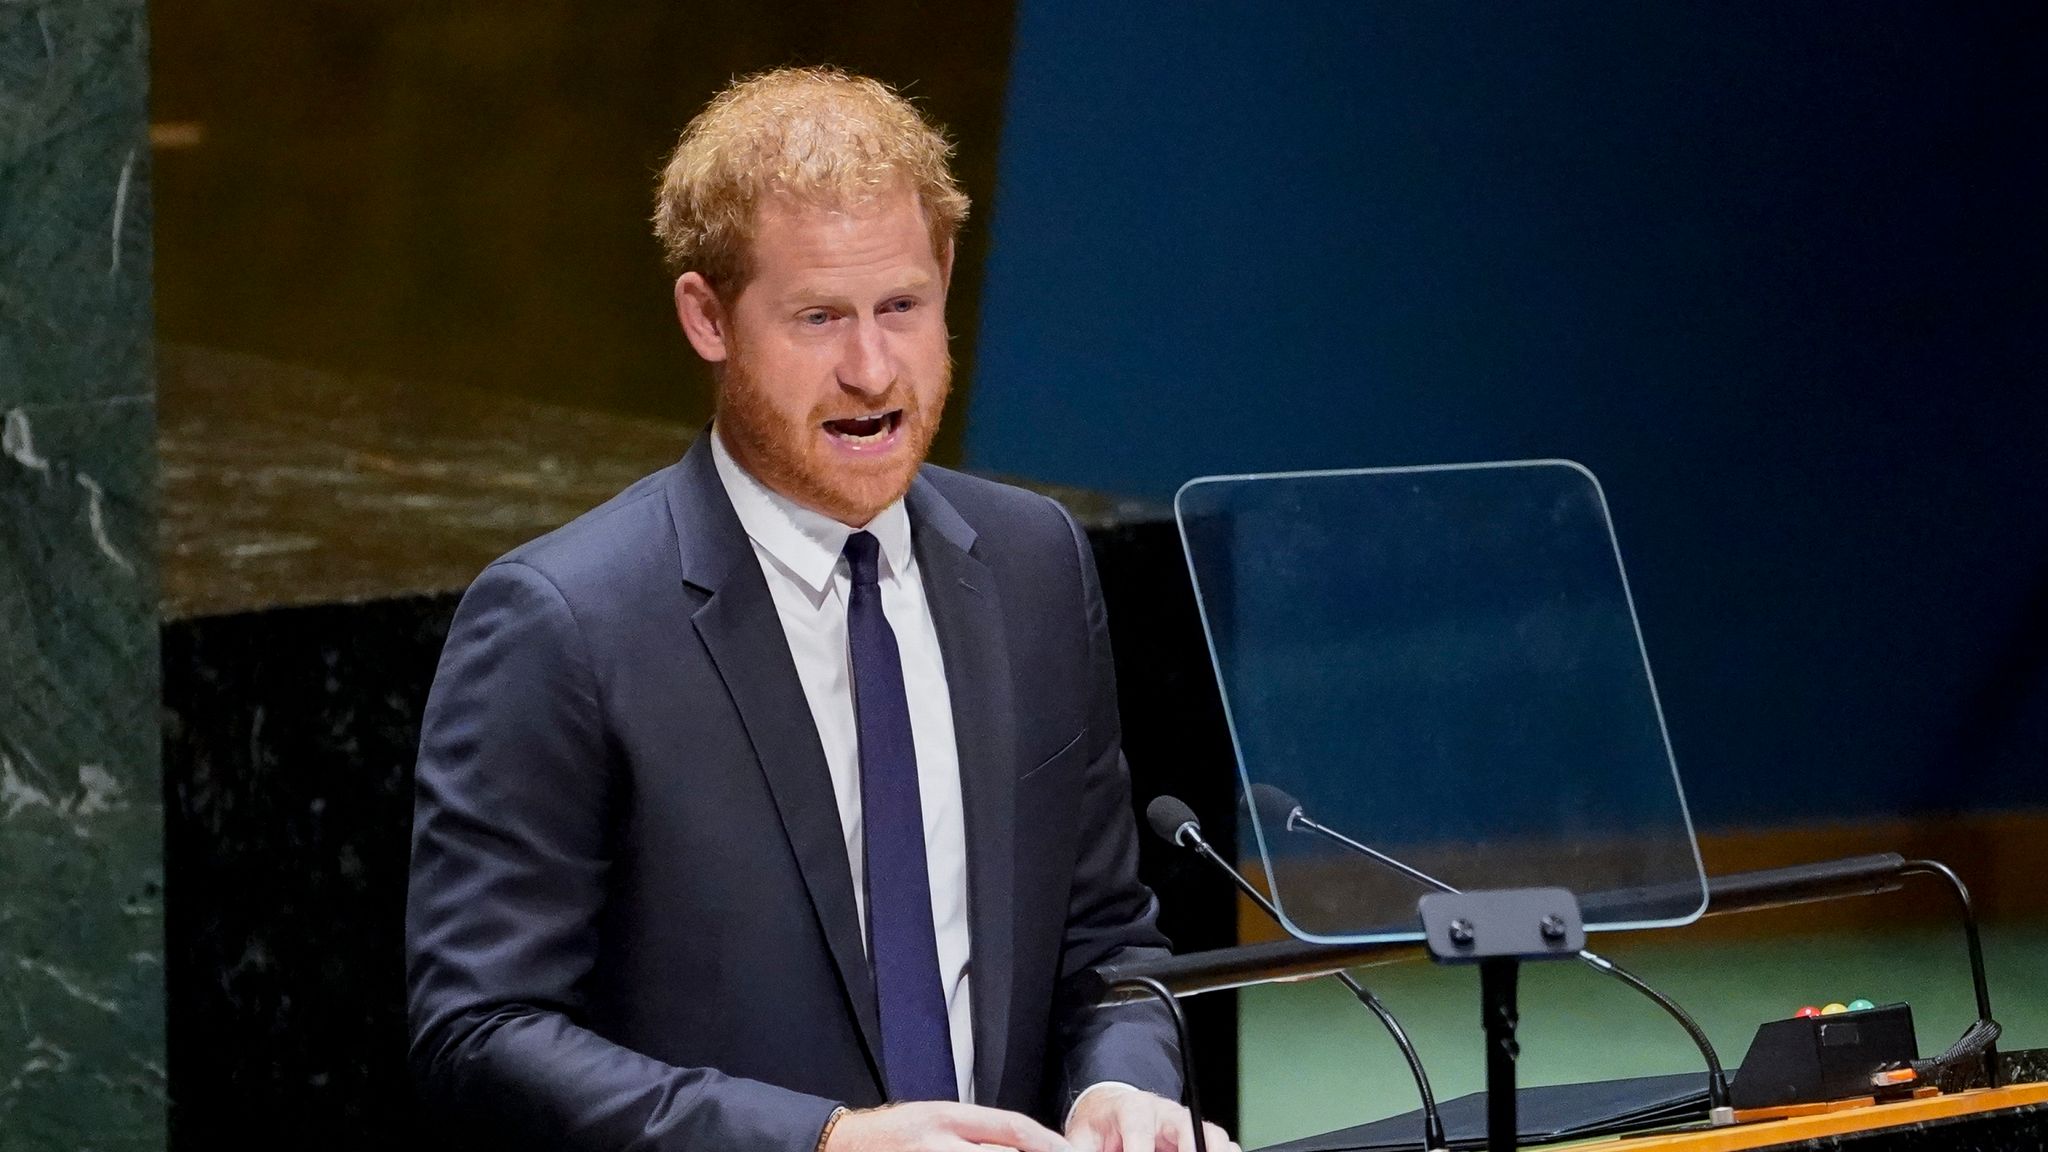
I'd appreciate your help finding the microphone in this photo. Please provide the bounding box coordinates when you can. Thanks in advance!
[1250,784,1450,895]
[1249,784,1736,1125]
[1149,795,1203,850]
[1145,796,1450,1152]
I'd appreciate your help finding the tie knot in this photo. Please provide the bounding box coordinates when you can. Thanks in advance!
[843,531,882,587]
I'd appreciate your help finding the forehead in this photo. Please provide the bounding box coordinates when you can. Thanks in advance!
[746,188,940,292]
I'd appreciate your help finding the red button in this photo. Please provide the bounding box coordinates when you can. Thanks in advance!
[1795,1006,1821,1018]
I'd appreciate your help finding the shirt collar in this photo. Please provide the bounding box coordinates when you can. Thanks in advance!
[709,426,913,598]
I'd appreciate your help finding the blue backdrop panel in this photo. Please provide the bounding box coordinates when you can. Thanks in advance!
[968,1,2047,826]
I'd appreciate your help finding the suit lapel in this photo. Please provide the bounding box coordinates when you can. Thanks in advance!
[910,478,1018,1106]
[667,436,884,1087]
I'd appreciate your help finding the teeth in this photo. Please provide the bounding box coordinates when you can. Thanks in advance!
[826,412,897,444]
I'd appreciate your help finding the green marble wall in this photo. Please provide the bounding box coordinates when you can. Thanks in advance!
[0,1,165,1148]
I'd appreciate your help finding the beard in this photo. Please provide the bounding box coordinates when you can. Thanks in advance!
[714,348,951,527]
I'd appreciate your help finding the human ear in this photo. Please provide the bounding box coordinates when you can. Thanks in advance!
[674,272,730,363]
[938,238,956,294]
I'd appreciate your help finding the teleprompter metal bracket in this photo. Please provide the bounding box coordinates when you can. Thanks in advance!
[1419,887,1586,962]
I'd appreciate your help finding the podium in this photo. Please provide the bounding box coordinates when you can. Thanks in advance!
[1138,463,2026,1152]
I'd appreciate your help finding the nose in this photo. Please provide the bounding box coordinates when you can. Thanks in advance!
[837,316,894,396]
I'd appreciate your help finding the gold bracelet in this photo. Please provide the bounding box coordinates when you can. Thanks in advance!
[816,1105,851,1152]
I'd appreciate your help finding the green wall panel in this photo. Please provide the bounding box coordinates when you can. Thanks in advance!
[0,1,164,1148]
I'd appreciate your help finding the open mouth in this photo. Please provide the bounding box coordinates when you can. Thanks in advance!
[822,409,903,447]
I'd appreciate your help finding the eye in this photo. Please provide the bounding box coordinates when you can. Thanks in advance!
[798,309,832,326]
[881,297,917,315]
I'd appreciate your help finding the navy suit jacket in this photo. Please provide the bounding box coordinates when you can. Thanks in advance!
[406,433,1179,1151]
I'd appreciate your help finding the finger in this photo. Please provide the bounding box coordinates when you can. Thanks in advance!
[1202,1121,1239,1152]
[945,1104,1070,1152]
[1168,1108,1194,1152]
[1118,1103,1155,1152]
[946,1132,1042,1152]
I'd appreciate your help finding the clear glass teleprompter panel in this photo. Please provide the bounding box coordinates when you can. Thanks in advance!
[1175,463,1707,944]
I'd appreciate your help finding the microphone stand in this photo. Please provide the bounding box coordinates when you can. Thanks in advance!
[1282,806,1736,1125]
[1147,797,1450,1152]
[1901,859,1999,1087]
[1183,833,1450,1152]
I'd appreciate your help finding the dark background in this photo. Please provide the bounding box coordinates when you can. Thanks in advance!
[149,2,1016,466]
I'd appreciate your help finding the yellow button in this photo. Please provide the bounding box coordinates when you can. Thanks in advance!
[1821,1002,1849,1015]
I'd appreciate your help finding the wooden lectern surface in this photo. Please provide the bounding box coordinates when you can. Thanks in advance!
[1601,1081,2048,1150]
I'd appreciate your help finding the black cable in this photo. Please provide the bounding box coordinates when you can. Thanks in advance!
[1105,975,1208,1152]
[1900,858,2000,1088]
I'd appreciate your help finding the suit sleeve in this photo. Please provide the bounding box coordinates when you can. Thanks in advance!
[406,561,840,1152]
[1047,507,1184,1112]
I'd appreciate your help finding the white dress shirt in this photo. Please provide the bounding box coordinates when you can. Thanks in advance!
[710,430,976,1104]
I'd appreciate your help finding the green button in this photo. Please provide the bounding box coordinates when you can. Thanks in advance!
[1847,998,1876,1011]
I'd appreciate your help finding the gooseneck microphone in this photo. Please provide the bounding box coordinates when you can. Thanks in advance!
[1146,796,1450,1152]
[1248,784,1736,1125]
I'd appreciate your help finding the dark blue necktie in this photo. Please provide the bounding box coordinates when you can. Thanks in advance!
[843,531,958,1102]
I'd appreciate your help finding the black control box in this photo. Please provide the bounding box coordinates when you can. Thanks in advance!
[1730,1003,1919,1110]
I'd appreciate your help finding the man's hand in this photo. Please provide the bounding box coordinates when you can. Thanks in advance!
[1066,1085,1241,1152]
[826,1101,1072,1152]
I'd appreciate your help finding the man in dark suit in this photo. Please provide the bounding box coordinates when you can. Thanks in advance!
[406,67,1237,1152]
